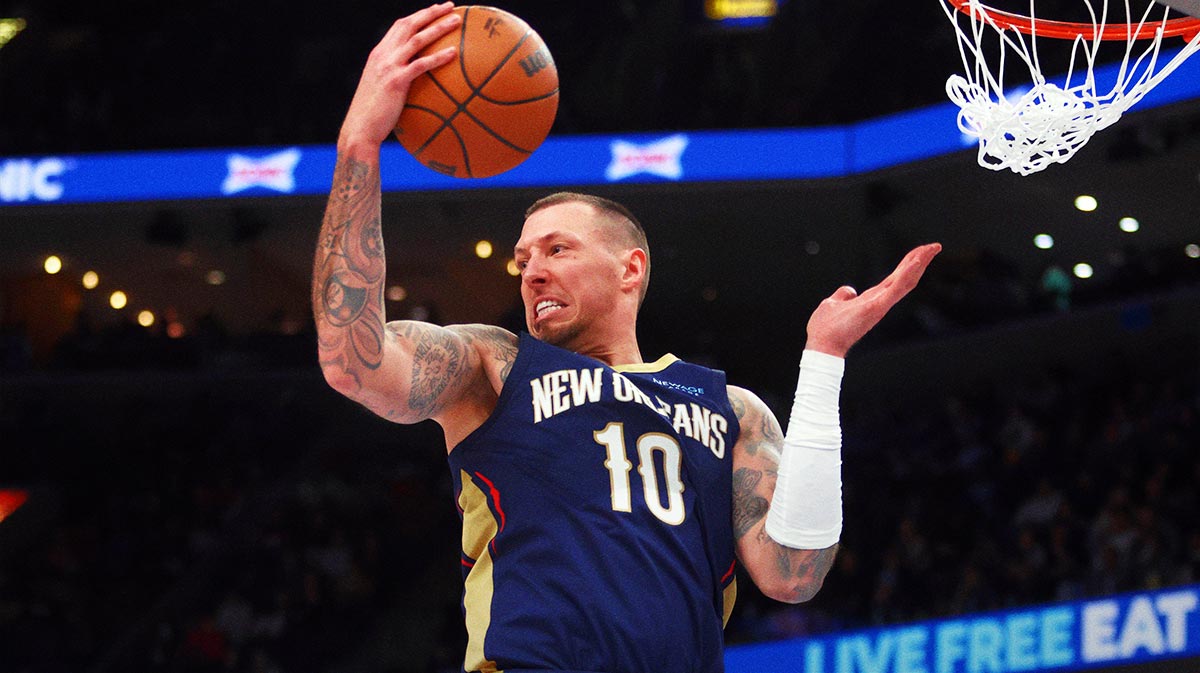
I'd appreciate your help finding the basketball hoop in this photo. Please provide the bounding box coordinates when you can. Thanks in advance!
[941,0,1200,174]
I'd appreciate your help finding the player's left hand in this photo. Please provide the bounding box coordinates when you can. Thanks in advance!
[804,243,942,358]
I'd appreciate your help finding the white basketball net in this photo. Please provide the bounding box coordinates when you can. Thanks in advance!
[941,0,1200,174]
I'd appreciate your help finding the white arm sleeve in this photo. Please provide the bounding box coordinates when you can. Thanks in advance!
[763,349,844,549]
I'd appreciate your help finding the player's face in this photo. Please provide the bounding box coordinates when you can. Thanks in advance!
[514,202,626,349]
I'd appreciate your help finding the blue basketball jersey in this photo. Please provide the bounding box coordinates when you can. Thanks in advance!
[447,333,741,673]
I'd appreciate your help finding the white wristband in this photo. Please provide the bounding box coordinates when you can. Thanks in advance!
[764,349,844,549]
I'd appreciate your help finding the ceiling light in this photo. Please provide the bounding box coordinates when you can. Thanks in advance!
[1034,234,1054,250]
[1073,263,1094,279]
[1074,195,1098,212]
[1118,217,1139,233]
[43,255,62,274]
[0,18,26,50]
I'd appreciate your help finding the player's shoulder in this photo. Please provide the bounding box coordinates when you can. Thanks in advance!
[725,384,783,461]
[448,323,518,347]
[447,324,520,382]
[725,384,768,423]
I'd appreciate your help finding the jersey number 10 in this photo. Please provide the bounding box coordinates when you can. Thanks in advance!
[594,422,685,525]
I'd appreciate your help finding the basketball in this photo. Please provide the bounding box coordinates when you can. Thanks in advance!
[395,6,559,179]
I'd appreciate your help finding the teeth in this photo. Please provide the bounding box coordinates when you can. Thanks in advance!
[536,300,564,317]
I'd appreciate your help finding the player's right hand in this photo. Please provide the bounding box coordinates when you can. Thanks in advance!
[804,243,941,358]
[338,2,460,154]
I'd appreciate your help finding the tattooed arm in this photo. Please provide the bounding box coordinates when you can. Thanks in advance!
[313,150,511,425]
[313,5,519,442]
[728,385,838,604]
[724,244,944,602]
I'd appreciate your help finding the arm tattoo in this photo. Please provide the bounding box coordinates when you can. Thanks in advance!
[761,412,783,444]
[494,340,518,383]
[313,156,387,386]
[732,387,836,602]
[729,390,747,421]
[774,543,839,602]
[752,413,784,461]
[457,325,519,384]
[732,467,769,540]
[735,393,782,460]
[407,329,466,415]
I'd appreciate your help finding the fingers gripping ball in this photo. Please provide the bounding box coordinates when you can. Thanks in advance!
[395,6,559,178]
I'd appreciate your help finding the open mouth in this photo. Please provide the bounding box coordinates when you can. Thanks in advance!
[535,300,565,318]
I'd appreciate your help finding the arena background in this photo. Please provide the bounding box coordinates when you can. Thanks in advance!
[1,1,1199,672]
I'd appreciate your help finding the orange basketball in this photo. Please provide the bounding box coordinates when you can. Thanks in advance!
[395,6,559,179]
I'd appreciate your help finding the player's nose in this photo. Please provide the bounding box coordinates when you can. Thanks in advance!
[522,255,548,284]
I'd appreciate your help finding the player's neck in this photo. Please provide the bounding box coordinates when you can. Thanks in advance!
[585,344,643,368]
[569,329,643,368]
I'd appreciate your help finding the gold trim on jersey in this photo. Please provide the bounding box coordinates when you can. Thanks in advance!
[612,353,680,373]
[459,470,501,673]
[723,577,738,627]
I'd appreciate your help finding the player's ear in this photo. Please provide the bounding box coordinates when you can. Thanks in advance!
[619,248,648,295]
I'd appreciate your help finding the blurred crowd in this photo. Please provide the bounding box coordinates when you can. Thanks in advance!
[1,276,1198,672]
[0,372,462,673]
[727,350,1200,642]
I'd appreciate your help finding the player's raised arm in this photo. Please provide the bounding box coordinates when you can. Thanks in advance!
[313,4,508,430]
[730,243,940,603]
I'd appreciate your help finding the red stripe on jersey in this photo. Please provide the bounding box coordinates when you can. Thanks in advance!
[473,471,507,555]
[720,560,736,584]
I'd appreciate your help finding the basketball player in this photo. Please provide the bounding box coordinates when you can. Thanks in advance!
[314,4,941,671]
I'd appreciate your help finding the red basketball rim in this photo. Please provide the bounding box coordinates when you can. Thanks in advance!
[951,0,1200,39]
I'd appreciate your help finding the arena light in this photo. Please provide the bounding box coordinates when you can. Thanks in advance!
[1074,195,1098,212]
[82,270,99,289]
[137,310,155,327]
[109,290,127,309]
[0,18,26,51]
[705,0,779,21]
[386,285,408,302]
[506,259,520,277]
[1186,244,1200,259]
[475,240,494,259]
[0,489,28,524]
[1034,234,1054,250]
[1119,217,1140,233]
[1073,262,1094,279]
[43,255,62,274]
